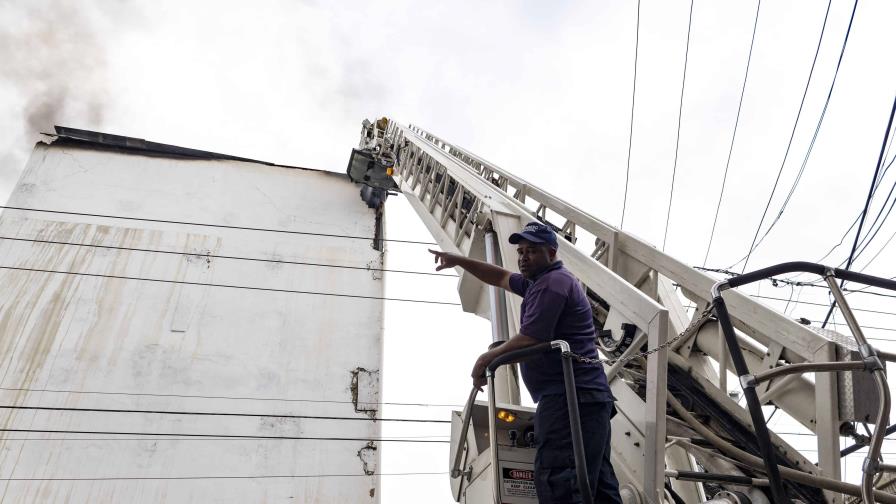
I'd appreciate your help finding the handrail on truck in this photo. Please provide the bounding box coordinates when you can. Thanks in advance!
[450,341,595,504]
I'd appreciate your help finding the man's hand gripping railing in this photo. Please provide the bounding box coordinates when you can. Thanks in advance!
[451,342,596,504]
[450,343,553,482]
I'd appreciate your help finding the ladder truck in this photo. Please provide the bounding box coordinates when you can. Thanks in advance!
[347,118,896,504]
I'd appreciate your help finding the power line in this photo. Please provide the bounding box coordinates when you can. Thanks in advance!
[0,265,461,306]
[0,236,455,278]
[797,449,896,456]
[776,144,895,289]
[702,0,762,267]
[822,95,896,327]
[845,274,896,294]
[0,436,451,441]
[0,405,450,424]
[806,152,895,269]
[776,151,896,284]
[873,150,896,195]
[751,294,896,317]
[0,472,448,482]
[776,431,896,441]
[695,266,825,288]
[697,266,896,308]
[883,117,896,168]
[0,205,436,246]
[786,285,805,316]
[810,321,896,333]
[620,0,641,230]
[739,0,833,273]
[831,159,896,270]
[662,0,695,252]
[847,177,896,265]
[857,228,896,273]
[0,386,464,409]
[727,0,860,269]
[0,428,451,443]
[842,288,896,300]
[814,215,863,266]
[697,266,891,294]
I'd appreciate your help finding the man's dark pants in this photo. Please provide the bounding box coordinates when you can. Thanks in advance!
[534,391,622,504]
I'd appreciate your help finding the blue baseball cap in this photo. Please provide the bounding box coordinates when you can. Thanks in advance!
[509,221,558,249]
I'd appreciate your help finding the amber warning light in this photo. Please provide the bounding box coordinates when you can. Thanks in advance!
[496,410,516,423]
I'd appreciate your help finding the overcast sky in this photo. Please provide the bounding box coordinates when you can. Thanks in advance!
[2,0,896,502]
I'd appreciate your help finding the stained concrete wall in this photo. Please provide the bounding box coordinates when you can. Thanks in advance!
[0,140,384,502]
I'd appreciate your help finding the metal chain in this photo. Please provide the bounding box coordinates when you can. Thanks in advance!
[564,306,716,367]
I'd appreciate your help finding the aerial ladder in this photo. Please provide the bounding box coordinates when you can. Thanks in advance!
[347,118,896,504]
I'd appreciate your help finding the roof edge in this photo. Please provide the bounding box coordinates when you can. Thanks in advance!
[44,126,324,173]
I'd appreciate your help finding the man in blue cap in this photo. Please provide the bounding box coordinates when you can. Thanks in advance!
[430,221,621,504]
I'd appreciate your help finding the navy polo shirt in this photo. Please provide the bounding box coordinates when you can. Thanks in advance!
[509,261,614,403]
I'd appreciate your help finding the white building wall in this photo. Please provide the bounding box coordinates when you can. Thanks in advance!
[0,140,385,502]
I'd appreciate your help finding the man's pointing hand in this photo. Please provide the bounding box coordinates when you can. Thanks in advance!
[429,249,460,272]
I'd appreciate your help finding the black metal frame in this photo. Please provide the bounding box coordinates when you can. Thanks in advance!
[711,261,896,504]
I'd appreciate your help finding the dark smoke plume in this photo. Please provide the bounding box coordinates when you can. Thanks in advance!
[0,1,132,201]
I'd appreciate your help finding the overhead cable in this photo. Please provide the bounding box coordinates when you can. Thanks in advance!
[695,266,823,288]
[0,405,450,423]
[700,266,865,290]
[845,274,896,295]
[0,472,448,482]
[750,294,896,317]
[620,0,641,229]
[739,0,833,272]
[831,159,896,268]
[662,0,695,252]
[814,214,864,266]
[857,229,896,273]
[0,205,436,246]
[0,236,455,278]
[810,321,896,333]
[844,289,896,300]
[773,431,896,439]
[0,436,450,442]
[0,386,463,409]
[771,153,894,285]
[874,150,896,194]
[803,153,895,270]
[0,428,451,443]
[876,128,896,194]
[847,177,896,265]
[726,0,860,269]
[702,0,762,267]
[697,266,896,303]
[0,265,461,306]
[822,94,896,327]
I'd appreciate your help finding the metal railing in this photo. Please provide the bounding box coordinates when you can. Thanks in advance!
[712,262,896,504]
[450,341,595,504]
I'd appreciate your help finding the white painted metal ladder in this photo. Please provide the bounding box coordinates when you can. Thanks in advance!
[359,118,894,504]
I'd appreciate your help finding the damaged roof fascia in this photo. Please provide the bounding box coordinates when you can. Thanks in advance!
[39,125,331,175]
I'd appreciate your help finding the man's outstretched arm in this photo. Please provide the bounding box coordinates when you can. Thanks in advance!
[429,249,511,290]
